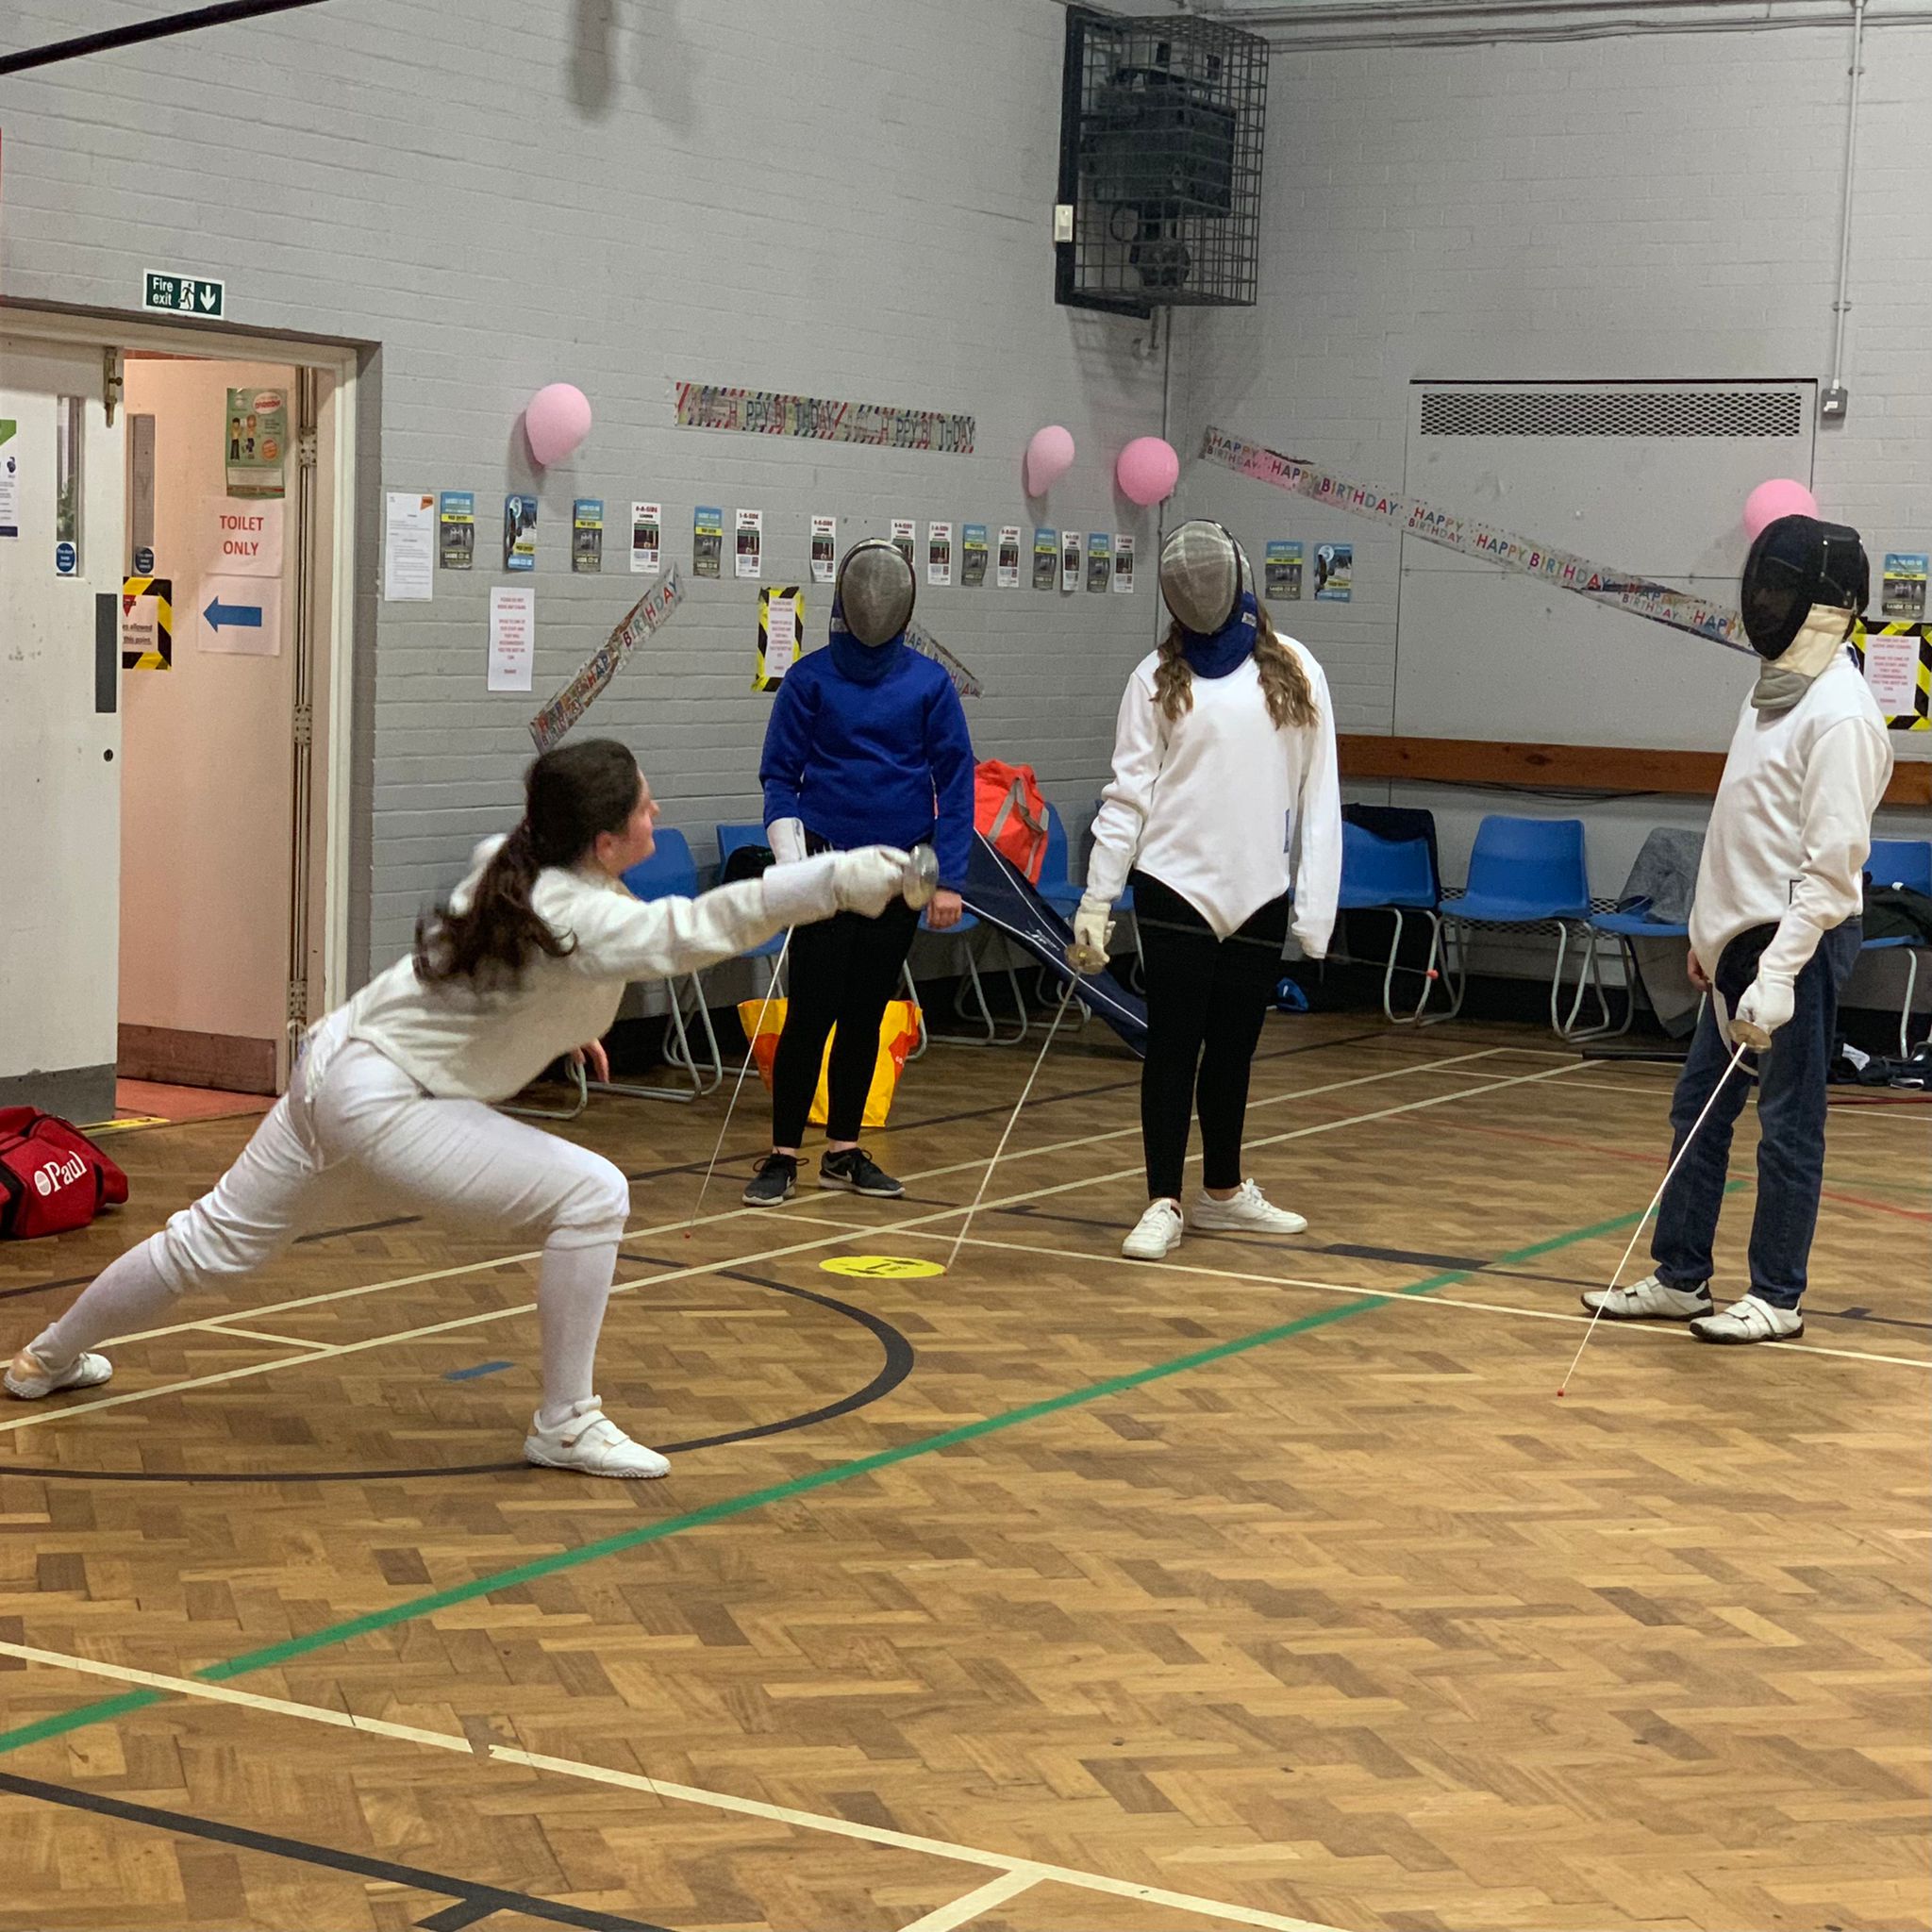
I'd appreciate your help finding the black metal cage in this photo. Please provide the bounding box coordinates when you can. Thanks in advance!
[1057,7,1269,318]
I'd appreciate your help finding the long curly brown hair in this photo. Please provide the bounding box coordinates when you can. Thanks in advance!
[1152,600,1317,730]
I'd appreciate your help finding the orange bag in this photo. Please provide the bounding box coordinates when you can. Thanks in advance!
[974,758,1048,883]
[737,999,923,1130]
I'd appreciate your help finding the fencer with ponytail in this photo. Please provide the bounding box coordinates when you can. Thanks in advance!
[1153,600,1318,732]
[414,739,643,988]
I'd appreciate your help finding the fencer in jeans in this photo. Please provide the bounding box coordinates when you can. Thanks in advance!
[1652,919,1862,1310]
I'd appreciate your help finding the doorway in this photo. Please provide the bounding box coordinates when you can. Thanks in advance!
[0,315,358,1122]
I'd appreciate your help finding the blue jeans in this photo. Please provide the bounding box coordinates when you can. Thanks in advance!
[1652,920,1860,1308]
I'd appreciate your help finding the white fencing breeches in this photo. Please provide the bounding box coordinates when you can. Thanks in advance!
[34,1023,629,1414]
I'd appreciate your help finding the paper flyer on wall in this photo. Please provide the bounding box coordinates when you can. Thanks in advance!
[1265,539,1303,600]
[1861,626,1922,713]
[383,491,436,602]
[997,525,1022,589]
[960,524,988,587]
[736,508,763,579]
[927,521,953,587]
[1314,541,1352,602]
[0,421,20,540]
[225,387,287,500]
[504,495,537,571]
[1882,553,1927,622]
[810,515,837,584]
[489,587,535,692]
[1084,532,1111,592]
[528,566,686,752]
[572,499,604,574]
[693,505,723,577]
[754,585,804,691]
[891,518,916,566]
[1060,531,1081,593]
[1032,526,1057,591]
[439,492,475,570]
[1112,533,1134,593]
[629,502,661,575]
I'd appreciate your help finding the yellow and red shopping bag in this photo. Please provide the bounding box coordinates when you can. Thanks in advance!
[737,999,923,1130]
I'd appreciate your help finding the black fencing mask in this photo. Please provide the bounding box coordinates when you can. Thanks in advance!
[1740,515,1868,661]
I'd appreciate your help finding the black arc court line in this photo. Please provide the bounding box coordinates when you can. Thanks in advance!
[0,1271,912,1484]
[0,1770,670,1932]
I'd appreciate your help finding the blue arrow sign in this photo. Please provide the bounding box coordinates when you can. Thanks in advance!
[204,595,263,632]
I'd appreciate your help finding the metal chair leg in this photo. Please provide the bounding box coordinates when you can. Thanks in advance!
[502,1057,589,1121]
[1554,922,1614,1041]
[1901,948,1922,1059]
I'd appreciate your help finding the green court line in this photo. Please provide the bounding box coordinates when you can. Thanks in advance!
[0,1198,1707,1760]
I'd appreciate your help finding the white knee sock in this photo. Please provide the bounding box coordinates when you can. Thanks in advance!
[534,1237,620,1428]
[32,1238,178,1365]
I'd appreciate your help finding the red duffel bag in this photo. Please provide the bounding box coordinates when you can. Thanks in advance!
[0,1108,129,1240]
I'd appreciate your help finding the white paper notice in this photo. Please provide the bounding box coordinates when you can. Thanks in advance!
[199,575,282,657]
[810,514,836,585]
[735,507,763,580]
[383,492,435,602]
[214,498,286,577]
[1863,630,1920,713]
[996,525,1022,590]
[0,425,20,540]
[489,586,535,691]
[764,595,798,681]
[629,501,661,575]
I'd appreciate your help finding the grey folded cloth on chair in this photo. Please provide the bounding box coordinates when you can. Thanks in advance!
[1617,827,1704,924]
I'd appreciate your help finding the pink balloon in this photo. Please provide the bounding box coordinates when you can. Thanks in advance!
[1024,425,1075,496]
[1115,436,1179,507]
[524,383,593,467]
[1743,477,1818,541]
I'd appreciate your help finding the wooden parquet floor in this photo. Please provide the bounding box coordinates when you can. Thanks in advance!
[1,1017,1926,1932]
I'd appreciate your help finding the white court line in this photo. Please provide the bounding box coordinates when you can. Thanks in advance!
[897,1872,1041,1931]
[94,1046,1513,1351]
[200,1324,321,1348]
[0,1058,1582,1438]
[0,1642,1347,1932]
[862,1225,1932,1374]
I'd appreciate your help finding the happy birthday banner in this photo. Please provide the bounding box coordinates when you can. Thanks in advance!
[675,381,974,455]
[529,565,687,753]
[1203,425,1750,653]
[906,619,985,700]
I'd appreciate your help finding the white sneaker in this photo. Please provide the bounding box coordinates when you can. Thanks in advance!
[1579,1273,1713,1322]
[1189,1179,1308,1237]
[1123,1200,1185,1259]
[1690,1293,1804,1345]
[5,1347,113,1400]
[524,1398,670,1478]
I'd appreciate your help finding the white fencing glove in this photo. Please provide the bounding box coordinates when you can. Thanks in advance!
[1067,893,1115,975]
[1731,973,1794,1050]
[766,817,807,866]
[761,845,908,927]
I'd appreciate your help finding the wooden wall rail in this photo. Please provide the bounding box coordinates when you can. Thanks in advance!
[1338,735,1932,808]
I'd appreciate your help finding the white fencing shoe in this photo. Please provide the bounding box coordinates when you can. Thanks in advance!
[525,1398,671,1478]
[1122,1200,1185,1259]
[1579,1274,1713,1323]
[1189,1179,1307,1237]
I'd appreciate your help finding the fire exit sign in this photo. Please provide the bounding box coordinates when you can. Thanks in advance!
[142,271,225,319]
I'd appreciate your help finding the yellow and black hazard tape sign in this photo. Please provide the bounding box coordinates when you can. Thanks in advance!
[121,575,173,672]
[1851,620,1930,732]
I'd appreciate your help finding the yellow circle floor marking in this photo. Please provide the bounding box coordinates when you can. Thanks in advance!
[819,1255,946,1280]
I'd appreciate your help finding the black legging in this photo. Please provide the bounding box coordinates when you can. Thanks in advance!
[771,894,921,1146]
[1132,869,1290,1201]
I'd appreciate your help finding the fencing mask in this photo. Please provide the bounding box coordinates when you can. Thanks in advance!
[1158,520,1245,635]
[835,539,917,647]
[1740,514,1868,661]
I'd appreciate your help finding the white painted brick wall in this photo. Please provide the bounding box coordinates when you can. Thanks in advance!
[1177,23,1932,770]
[1,0,1172,976]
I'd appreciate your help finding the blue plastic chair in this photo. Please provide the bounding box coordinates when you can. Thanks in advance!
[1862,837,1932,1056]
[613,828,724,1101]
[1338,822,1445,1024]
[1441,815,1606,1037]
